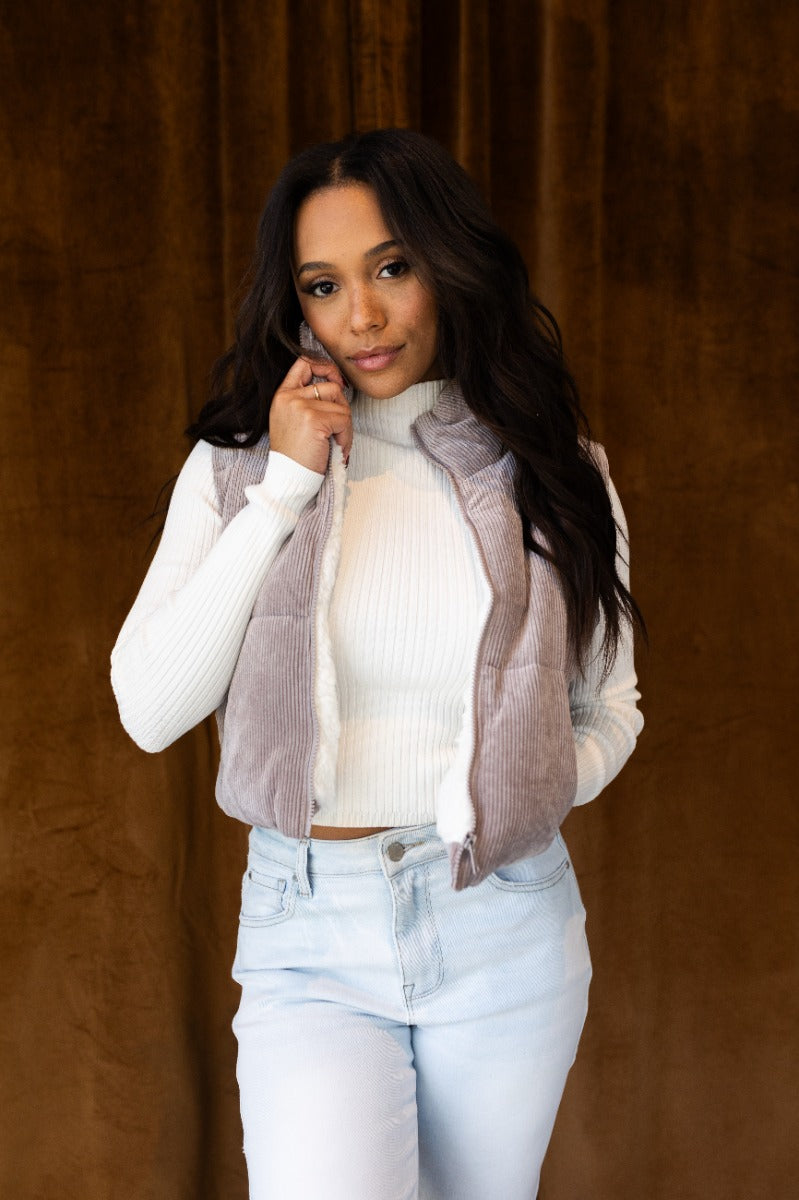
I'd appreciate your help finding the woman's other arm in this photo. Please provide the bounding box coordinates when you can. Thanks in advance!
[569,475,644,804]
[110,442,323,752]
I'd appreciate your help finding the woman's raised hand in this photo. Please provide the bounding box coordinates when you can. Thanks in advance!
[268,356,352,475]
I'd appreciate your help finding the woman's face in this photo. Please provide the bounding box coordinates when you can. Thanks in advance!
[293,183,440,398]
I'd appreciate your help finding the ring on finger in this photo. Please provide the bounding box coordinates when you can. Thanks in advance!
[313,384,321,403]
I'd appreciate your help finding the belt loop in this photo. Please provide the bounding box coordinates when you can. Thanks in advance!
[296,837,311,898]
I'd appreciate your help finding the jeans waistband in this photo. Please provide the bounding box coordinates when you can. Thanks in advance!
[248,822,446,885]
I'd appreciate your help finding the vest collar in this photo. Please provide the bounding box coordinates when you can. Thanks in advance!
[413,380,507,478]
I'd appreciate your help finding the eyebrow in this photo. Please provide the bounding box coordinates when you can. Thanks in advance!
[295,239,402,277]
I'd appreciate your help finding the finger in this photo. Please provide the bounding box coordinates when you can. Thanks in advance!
[280,354,316,390]
[281,354,347,395]
[309,405,352,457]
[281,390,352,434]
[332,428,353,463]
[313,410,353,459]
[300,355,347,391]
[304,381,349,407]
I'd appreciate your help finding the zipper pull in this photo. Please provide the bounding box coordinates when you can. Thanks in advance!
[462,831,478,877]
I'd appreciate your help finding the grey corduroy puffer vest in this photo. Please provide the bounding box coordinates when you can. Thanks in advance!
[212,383,605,890]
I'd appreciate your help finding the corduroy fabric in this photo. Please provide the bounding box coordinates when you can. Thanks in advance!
[212,441,336,839]
[211,382,600,891]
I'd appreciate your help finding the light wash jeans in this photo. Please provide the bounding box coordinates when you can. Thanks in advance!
[232,821,591,1200]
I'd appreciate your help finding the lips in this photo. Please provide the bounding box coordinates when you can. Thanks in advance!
[349,345,403,371]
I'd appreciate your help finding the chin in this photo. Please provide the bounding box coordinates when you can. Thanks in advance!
[353,371,422,398]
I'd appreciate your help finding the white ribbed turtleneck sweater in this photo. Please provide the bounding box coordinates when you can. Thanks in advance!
[324,380,489,826]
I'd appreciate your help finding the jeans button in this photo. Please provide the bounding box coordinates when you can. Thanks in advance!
[387,842,406,862]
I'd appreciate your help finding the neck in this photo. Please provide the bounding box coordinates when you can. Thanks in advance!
[352,379,445,447]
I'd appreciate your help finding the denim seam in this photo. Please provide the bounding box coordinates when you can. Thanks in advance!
[486,858,570,893]
[385,866,412,1024]
[304,866,385,878]
[239,876,298,928]
[407,864,445,1004]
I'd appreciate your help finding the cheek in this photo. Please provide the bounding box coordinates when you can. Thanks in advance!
[298,296,320,329]
[300,312,350,373]
[298,302,336,351]
[296,295,314,333]
[405,289,438,347]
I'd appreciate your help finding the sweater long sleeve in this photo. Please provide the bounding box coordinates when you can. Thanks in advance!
[110,442,324,752]
[569,476,643,804]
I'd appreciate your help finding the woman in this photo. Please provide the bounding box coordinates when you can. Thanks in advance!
[111,128,644,1200]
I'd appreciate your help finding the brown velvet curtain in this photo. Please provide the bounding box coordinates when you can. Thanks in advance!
[2,2,796,1196]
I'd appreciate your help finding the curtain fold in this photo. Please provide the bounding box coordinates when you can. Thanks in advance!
[1,2,796,1196]
[348,0,422,129]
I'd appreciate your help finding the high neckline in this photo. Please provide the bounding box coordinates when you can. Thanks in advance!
[352,380,446,447]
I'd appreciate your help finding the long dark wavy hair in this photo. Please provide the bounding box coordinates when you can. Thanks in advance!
[186,128,644,672]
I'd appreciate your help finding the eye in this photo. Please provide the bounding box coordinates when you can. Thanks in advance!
[302,279,337,299]
[378,259,409,279]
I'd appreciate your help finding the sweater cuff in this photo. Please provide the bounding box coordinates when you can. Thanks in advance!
[244,450,325,516]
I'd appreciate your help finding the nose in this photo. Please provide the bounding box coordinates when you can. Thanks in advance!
[348,284,385,334]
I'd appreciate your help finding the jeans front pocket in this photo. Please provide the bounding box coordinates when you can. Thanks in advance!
[485,836,571,893]
[239,860,297,928]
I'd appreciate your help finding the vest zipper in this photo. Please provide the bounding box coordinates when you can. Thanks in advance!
[410,427,494,861]
[305,456,337,837]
